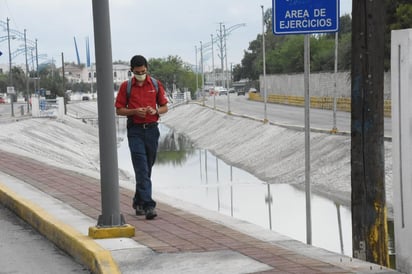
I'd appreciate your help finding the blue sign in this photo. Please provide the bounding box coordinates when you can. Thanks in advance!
[273,0,339,35]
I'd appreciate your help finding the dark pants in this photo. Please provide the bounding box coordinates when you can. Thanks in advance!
[127,124,160,210]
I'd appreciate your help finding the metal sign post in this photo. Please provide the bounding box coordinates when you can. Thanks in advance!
[272,0,340,245]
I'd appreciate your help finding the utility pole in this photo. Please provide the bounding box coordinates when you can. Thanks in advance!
[7,17,14,117]
[200,41,205,105]
[219,23,224,88]
[35,39,39,93]
[223,24,231,114]
[261,5,267,123]
[195,45,198,97]
[211,34,216,110]
[24,29,29,112]
[351,0,388,266]
[62,52,67,115]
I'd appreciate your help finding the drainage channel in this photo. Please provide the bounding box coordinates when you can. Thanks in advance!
[117,123,353,256]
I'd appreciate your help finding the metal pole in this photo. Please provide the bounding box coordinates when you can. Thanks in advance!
[261,5,267,122]
[92,0,124,227]
[219,23,224,88]
[7,18,12,86]
[200,41,205,105]
[223,25,231,114]
[332,32,339,132]
[304,34,312,245]
[211,34,216,110]
[62,52,67,115]
[195,46,198,98]
[24,29,29,112]
[35,39,39,94]
[7,18,14,117]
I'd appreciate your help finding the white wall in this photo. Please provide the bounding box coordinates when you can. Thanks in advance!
[260,71,391,99]
[391,28,412,274]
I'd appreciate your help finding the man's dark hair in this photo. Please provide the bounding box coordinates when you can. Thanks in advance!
[130,55,148,69]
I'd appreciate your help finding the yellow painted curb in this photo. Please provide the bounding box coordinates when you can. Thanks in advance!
[0,181,121,274]
[89,224,135,239]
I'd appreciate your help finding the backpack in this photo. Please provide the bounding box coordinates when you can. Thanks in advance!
[125,76,159,128]
[126,76,159,105]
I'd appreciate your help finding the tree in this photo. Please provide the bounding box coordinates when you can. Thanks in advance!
[37,63,65,98]
[0,72,8,94]
[236,10,353,80]
[148,55,198,96]
[11,67,26,93]
[384,1,412,70]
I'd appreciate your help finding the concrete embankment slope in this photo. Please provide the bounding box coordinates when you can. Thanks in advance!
[161,103,393,211]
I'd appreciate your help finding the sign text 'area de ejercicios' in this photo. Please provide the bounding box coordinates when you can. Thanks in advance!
[273,0,340,35]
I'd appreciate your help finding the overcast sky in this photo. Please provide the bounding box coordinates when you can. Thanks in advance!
[1,0,351,69]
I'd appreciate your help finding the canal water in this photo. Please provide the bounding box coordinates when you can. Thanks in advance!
[117,123,353,256]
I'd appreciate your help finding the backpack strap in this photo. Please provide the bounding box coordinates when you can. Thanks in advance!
[126,78,132,107]
[151,77,159,94]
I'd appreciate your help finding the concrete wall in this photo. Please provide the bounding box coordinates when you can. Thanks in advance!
[260,71,391,99]
[391,28,412,274]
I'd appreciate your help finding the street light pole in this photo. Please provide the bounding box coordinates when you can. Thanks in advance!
[219,23,225,88]
[7,17,14,117]
[195,45,199,97]
[24,29,30,112]
[200,41,205,105]
[332,32,339,132]
[261,5,268,123]
[35,39,39,93]
[223,25,231,114]
[211,34,216,110]
[217,22,245,114]
[7,18,12,86]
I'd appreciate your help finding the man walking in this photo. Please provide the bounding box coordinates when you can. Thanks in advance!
[115,55,168,220]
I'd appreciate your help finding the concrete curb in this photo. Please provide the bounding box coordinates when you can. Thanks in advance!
[0,181,121,274]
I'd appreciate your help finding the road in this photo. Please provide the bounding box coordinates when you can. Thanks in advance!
[203,94,392,138]
[0,204,90,273]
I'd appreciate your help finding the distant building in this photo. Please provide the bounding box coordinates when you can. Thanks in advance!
[56,62,130,90]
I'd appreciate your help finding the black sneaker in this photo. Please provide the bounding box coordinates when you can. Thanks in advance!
[133,202,145,216]
[135,206,145,216]
[145,207,157,220]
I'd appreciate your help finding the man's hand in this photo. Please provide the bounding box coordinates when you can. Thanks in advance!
[146,106,157,115]
[135,107,147,118]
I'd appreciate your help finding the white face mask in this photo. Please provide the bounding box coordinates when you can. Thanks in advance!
[134,73,147,82]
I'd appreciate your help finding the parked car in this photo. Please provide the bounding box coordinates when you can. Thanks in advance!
[0,97,5,104]
[228,88,236,94]
[209,87,228,96]
[218,88,228,96]
[237,90,246,96]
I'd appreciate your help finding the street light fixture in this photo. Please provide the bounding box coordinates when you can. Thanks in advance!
[218,22,245,114]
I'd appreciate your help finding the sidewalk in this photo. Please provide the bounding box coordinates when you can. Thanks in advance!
[0,149,401,274]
